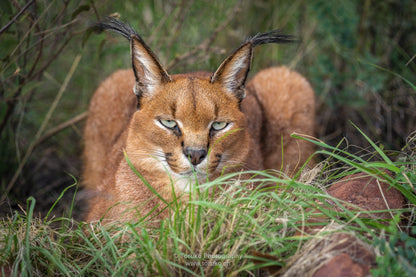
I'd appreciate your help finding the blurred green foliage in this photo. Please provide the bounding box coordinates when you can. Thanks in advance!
[372,226,416,277]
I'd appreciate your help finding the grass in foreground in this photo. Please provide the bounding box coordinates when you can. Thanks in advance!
[1,135,415,276]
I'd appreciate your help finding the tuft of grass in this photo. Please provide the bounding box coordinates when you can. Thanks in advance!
[1,132,415,276]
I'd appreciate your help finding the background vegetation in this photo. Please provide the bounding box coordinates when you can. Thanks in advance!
[0,0,415,275]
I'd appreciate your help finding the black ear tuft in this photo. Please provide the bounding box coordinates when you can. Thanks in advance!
[90,16,140,41]
[91,16,171,100]
[247,30,297,47]
[211,30,296,102]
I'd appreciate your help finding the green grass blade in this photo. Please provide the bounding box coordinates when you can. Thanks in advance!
[351,122,394,165]
[23,197,36,277]
[44,182,78,223]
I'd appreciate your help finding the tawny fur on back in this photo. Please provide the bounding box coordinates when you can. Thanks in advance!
[247,67,315,172]
[82,18,315,224]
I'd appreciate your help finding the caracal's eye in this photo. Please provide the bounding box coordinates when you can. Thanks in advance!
[160,119,177,129]
[211,121,228,131]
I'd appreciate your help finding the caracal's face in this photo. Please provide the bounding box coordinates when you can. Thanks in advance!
[126,75,250,192]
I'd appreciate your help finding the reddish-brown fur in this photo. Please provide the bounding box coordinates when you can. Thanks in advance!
[83,20,315,224]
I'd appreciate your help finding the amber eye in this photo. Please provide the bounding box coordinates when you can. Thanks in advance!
[160,119,177,129]
[211,121,228,131]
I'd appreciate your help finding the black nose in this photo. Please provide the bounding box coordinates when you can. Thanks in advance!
[183,147,207,166]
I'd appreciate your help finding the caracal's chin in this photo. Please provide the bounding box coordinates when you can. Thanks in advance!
[172,174,204,193]
[169,162,211,193]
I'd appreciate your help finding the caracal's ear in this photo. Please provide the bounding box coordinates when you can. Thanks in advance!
[211,30,296,102]
[92,17,171,101]
[130,35,171,97]
[211,43,253,101]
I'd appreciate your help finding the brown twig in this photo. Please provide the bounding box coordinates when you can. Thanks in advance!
[0,0,35,36]
[405,54,415,67]
[27,24,45,79]
[90,0,101,21]
[35,112,88,147]
[31,35,73,82]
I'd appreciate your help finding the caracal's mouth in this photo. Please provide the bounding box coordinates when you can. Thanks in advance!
[178,167,207,176]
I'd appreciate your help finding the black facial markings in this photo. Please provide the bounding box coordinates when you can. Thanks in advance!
[165,152,174,162]
[165,152,179,170]
[188,78,197,111]
[209,128,216,138]
[173,126,182,137]
[207,153,222,172]
[170,102,176,118]
[214,102,219,118]
[168,163,180,172]
[209,164,219,172]
[213,154,222,165]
